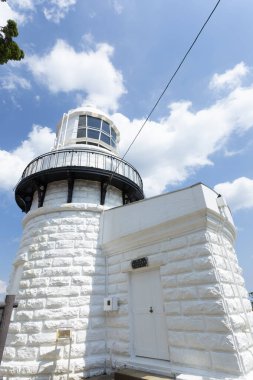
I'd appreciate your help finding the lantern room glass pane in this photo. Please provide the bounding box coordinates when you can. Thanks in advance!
[77,128,86,138]
[78,115,86,126]
[88,129,100,139]
[101,133,110,145]
[111,128,116,141]
[102,121,110,134]
[87,116,101,130]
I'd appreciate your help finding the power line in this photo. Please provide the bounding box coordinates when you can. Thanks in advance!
[108,0,221,185]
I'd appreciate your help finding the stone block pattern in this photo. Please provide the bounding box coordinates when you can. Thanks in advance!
[1,181,122,379]
[105,226,253,377]
[30,180,123,211]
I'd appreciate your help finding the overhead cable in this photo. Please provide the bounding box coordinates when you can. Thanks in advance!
[109,0,221,185]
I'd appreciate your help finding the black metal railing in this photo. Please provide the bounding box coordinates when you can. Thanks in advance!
[19,148,143,190]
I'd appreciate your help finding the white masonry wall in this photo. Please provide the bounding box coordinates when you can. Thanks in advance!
[1,180,122,380]
[101,184,253,380]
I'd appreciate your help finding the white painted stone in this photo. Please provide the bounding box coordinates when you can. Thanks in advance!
[44,318,89,331]
[177,270,217,286]
[197,284,221,299]
[230,315,248,331]
[33,308,79,320]
[7,323,21,334]
[39,346,62,360]
[19,279,30,288]
[34,258,52,268]
[170,346,211,369]
[22,321,43,333]
[181,300,225,315]
[7,334,28,346]
[184,332,235,351]
[235,332,252,351]
[204,316,231,332]
[26,298,46,309]
[193,256,214,271]
[16,347,38,361]
[49,277,71,286]
[211,351,241,374]
[15,310,34,321]
[241,349,253,372]
[163,286,198,301]
[162,259,193,275]
[164,301,181,315]
[28,332,56,344]
[165,316,205,332]
[68,296,90,307]
[37,286,80,297]
[3,174,253,380]
[2,348,16,360]
[46,297,68,308]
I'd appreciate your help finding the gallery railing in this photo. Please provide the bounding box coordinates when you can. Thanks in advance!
[19,148,143,190]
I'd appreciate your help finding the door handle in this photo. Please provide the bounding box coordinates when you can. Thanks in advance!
[149,306,153,313]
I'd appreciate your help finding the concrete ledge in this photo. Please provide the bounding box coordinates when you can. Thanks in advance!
[114,369,174,380]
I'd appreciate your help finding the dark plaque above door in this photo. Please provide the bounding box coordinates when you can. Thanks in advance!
[131,257,148,269]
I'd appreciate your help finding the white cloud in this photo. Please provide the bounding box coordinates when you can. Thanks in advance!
[2,62,253,201]
[81,33,95,47]
[112,72,253,196]
[0,280,7,294]
[214,177,253,211]
[43,0,76,23]
[9,0,34,10]
[111,0,124,14]
[0,125,55,191]
[0,1,25,25]
[25,39,126,112]
[1,74,31,90]
[4,0,75,24]
[209,62,249,91]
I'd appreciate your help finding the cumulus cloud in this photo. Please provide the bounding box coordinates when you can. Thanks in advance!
[9,0,34,10]
[112,66,253,195]
[43,0,76,23]
[214,177,253,211]
[2,62,253,199]
[0,126,55,191]
[25,39,126,112]
[5,0,75,23]
[209,62,249,91]
[0,1,25,25]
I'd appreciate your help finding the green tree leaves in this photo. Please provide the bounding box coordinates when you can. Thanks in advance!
[0,3,24,64]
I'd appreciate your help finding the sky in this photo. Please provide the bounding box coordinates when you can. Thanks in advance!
[0,0,253,299]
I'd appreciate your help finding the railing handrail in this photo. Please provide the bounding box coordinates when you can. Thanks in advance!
[19,148,143,189]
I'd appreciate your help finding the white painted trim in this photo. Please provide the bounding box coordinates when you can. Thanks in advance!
[102,208,235,257]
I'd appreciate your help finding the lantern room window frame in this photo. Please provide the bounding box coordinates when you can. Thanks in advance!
[77,115,117,149]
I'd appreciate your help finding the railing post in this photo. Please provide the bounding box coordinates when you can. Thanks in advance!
[0,295,18,364]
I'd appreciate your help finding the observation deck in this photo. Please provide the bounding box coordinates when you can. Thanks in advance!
[15,148,144,212]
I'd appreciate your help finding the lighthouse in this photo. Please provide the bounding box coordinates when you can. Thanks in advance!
[1,105,144,379]
[1,106,253,380]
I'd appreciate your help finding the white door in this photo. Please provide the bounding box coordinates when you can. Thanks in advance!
[131,268,169,360]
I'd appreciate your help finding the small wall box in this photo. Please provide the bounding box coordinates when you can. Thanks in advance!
[56,329,71,341]
[104,296,118,311]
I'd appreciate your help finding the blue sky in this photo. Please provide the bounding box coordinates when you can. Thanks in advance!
[0,0,253,298]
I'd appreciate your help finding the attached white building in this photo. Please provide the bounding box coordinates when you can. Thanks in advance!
[1,106,253,380]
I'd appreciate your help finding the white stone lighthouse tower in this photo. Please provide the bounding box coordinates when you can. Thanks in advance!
[2,105,253,380]
[1,105,144,379]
